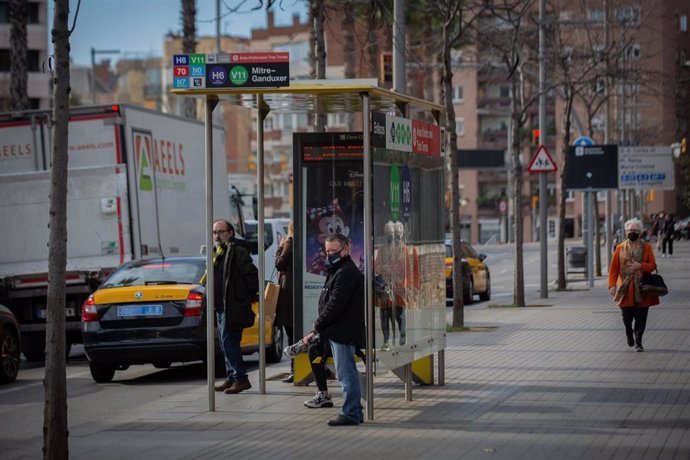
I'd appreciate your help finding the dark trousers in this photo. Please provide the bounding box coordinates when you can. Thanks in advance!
[662,236,674,255]
[380,306,406,342]
[621,306,649,345]
[308,338,331,392]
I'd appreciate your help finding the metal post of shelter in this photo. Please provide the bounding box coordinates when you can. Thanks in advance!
[205,95,219,412]
[361,92,375,421]
[257,94,268,395]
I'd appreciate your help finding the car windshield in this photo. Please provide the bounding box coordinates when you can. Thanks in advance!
[101,260,205,288]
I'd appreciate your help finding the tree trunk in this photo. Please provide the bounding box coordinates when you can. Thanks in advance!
[9,0,28,111]
[181,0,196,119]
[342,1,355,130]
[43,0,70,457]
[557,88,574,290]
[510,77,525,307]
[441,2,464,327]
[313,0,326,131]
[366,6,379,78]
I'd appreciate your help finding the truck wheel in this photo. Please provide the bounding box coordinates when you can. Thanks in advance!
[89,362,116,383]
[0,327,21,384]
[266,325,283,364]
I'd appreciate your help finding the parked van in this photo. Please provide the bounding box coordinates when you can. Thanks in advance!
[245,218,290,283]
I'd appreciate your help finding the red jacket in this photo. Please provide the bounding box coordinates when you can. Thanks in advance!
[608,242,659,308]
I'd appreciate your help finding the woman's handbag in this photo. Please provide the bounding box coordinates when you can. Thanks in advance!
[640,270,668,297]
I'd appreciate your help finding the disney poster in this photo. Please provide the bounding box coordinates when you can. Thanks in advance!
[299,161,364,331]
[304,163,364,276]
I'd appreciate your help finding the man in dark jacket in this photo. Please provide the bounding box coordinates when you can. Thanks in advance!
[302,233,365,426]
[211,219,259,394]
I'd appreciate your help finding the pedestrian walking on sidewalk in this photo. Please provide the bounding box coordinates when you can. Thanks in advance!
[608,217,659,352]
[300,233,365,426]
[661,214,675,257]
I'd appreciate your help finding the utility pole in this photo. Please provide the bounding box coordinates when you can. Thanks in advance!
[538,0,548,298]
[604,0,612,265]
[393,0,406,94]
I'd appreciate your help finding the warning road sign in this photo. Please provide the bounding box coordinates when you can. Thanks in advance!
[527,144,557,173]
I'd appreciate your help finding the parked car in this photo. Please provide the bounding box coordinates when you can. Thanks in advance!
[82,256,282,383]
[0,304,21,384]
[245,218,290,283]
[445,240,491,304]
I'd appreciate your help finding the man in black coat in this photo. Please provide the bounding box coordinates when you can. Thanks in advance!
[302,233,365,426]
[211,219,259,394]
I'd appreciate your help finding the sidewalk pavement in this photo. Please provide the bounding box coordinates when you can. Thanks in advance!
[18,242,690,459]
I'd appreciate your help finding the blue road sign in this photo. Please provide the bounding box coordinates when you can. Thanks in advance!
[573,136,594,146]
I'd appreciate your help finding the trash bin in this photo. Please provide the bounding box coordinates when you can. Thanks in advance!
[566,246,587,273]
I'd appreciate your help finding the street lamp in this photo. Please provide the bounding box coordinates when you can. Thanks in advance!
[90,47,120,103]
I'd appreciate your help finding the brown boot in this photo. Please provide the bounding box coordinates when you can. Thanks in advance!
[224,378,251,394]
[214,380,234,392]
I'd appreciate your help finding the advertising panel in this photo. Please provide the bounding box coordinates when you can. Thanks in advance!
[294,133,364,333]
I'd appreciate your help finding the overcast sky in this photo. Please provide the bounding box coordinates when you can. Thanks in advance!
[50,0,307,66]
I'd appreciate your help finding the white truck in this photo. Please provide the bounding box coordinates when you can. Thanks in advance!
[0,104,236,360]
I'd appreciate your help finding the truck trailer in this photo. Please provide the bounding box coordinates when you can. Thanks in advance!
[0,104,232,360]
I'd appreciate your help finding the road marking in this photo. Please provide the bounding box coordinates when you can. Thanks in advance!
[0,370,91,396]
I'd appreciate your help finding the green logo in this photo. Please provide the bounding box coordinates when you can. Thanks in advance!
[389,164,401,222]
[138,147,152,192]
[229,66,249,86]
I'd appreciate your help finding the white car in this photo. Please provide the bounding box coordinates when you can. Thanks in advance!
[245,218,290,283]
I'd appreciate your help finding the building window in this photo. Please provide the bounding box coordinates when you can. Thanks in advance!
[455,117,465,137]
[680,15,688,32]
[588,9,604,22]
[0,49,41,72]
[624,44,641,60]
[0,2,40,24]
[453,85,464,103]
[616,6,640,26]
[499,85,510,98]
[566,190,575,202]
[548,220,556,238]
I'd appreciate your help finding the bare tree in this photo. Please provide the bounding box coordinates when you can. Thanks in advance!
[309,0,327,130]
[438,0,466,326]
[8,0,28,111]
[181,0,197,119]
[469,0,539,306]
[43,0,70,457]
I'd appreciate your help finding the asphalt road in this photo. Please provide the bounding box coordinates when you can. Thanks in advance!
[0,347,260,450]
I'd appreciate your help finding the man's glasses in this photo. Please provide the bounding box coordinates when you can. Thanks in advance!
[212,230,229,235]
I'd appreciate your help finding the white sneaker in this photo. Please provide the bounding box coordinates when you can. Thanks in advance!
[304,390,333,408]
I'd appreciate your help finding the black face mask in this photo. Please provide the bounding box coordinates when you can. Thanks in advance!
[627,232,640,241]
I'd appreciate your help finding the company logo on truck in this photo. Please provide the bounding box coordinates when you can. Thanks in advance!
[134,132,187,192]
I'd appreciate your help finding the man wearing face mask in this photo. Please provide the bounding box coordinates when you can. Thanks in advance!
[608,218,659,352]
[301,233,365,426]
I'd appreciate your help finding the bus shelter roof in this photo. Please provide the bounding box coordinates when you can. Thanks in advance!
[171,80,444,115]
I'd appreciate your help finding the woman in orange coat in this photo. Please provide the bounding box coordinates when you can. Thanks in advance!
[608,217,659,352]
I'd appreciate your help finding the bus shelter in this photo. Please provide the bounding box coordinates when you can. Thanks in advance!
[173,74,446,421]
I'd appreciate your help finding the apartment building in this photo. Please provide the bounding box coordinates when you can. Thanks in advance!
[0,0,50,110]
[452,0,690,244]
